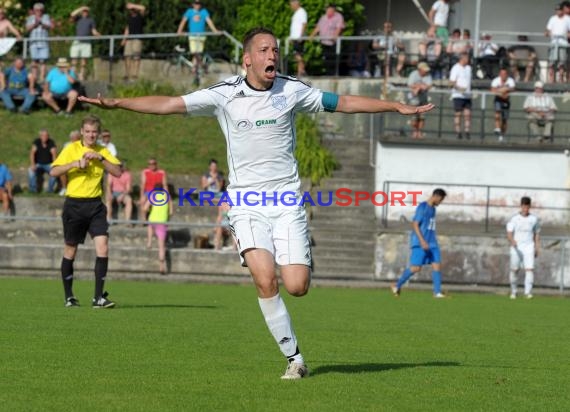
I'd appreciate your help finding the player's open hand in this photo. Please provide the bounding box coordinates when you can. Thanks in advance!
[398,103,435,115]
[78,93,119,109]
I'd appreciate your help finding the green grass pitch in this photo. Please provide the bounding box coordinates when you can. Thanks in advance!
[1,277,569,411]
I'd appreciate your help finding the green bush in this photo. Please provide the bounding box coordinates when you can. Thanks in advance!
[295,114,337,185]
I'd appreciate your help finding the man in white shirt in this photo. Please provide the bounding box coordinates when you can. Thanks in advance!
[490,67,515,142]
[428,0,450,45]
[524,81,557,142]
[546,4,570,82]
[289,0,307,77]
[98,129,117,157]
[506,197,540,299]
[79,27,434,380]
[449,53,472,140]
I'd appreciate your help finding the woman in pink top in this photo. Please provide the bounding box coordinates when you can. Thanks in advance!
[106,163,133,223]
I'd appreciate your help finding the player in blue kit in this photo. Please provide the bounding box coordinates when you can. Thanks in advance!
[392,188,447,298]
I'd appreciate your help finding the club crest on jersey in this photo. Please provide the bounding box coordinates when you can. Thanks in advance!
[271,95,287,111]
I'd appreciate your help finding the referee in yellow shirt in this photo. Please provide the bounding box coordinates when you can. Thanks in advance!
[50,115,121,308]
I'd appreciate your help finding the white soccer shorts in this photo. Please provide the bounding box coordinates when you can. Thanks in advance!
[228,206,312,268]
[510,244,535,270]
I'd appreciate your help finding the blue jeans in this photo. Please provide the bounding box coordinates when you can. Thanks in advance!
[0,88,36,112]
[28,163,56,193]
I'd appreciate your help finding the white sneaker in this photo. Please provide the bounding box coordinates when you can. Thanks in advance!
[434,293,446,299]
[391,283,400,297]
[525,294,533,299]
[281,362,309,380]
[59,188,66,196]
[510,293,517,300]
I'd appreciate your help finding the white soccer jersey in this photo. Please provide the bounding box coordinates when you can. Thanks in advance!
[506,213,540,246]
[181,75,326,202]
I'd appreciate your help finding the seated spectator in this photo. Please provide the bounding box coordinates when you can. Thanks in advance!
[0,160,13,217]
[201,158,224,198]
[406,62,433,139]
[41,57,78,116]
[214,201,236,251]
[418,26,443,79]
[348,41,371,78]
[370,21,406,77]
[98,129,118,157]
[508,35,537,82]
[524,81,557,143]
[477,33,499,79]
[106,162,133,223]
[28,129,57,193]
[0,57,36,114]
[447,28,471,68]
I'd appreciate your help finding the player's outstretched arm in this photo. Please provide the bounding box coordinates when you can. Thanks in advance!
[78,94,187,115]
[336,95,434,115]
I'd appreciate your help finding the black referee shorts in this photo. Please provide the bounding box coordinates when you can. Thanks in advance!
[62,197,108,245]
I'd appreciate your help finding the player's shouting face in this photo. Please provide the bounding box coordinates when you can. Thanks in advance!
[243,32,279,90]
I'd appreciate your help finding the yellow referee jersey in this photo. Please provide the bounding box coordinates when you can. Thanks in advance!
[52,141,120,198]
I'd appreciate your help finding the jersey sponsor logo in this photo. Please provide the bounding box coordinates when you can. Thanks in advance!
[255,119,278,127]
[236,119,253,130]
[271,95,287,111]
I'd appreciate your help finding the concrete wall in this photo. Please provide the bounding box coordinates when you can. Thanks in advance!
[375,231,570,289]
[375,141,570,225]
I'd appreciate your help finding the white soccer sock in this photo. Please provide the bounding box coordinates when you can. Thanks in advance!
[509,270,518,295]
[258,294,304,364]
[524,270,534,295]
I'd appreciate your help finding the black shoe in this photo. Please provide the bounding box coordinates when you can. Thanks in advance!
[92,291,115,309]
[65,296,80,307]
[456,133,463,140]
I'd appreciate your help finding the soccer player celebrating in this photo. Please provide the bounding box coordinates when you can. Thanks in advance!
[79,27,434,379]
[506,197,540,299]
[50,115,121,308]
[392,188,447,298]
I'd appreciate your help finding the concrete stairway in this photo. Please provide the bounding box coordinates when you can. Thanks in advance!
[309,137,377,279]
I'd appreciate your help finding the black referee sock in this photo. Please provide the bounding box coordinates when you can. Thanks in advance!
[94,257,109,299]
[61,257,74,299]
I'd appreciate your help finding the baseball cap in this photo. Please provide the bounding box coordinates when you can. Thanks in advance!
[418,62,431,72]
[534,81,544,89]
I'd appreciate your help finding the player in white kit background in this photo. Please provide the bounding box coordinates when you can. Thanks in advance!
[506,196,540,299]
[79,27,434,379]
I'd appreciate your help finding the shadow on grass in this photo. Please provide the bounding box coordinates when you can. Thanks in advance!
[312,361,460,376]
[118,304,218,310]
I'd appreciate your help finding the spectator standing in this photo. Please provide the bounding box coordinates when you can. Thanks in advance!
[490,67,515,142]
[428,0,450,45]
[42,58,78,116]
[49,115,122,308]
[140,157,168,241]
[79,27,434,379]
[106,162,133,223]
[545,4,570,83]
[449,53,472,140]
[310,3,345,76]
[98,129,118,157]
[143,182,172,274]
[289,0,308,78]
[69,6,101,82]
[507,197,540,299]
[524,81,557,143]
[0,8,22,39]
[407,62,433,139]
[0,161,13,217]
[201,158,224,196]
[370,21,406,78]
[122,2,146,82]
[28,129,57,193]
[507,35,536,82]
[176,0,219,76]
[25,2,53,83]
[0,57,37,114]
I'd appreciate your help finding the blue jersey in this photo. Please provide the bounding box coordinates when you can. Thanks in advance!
[183,8,210,33]
[410,201,438,248]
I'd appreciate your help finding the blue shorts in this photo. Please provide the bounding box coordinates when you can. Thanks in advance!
[410,246,441,266]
